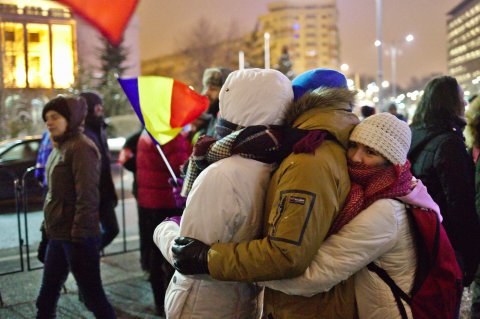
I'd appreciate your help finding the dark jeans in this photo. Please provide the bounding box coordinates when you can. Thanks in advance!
[138,206,181,271]
[36,237,116,319]
[99,200,119,249]
[137,206,181,310]
[138,205,150,271]
[149,213,176,313]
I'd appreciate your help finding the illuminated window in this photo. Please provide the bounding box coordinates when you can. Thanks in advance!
[3,22,26,88]
[1,21,75,89]
[27,23,50,88]
[51,24,74,88]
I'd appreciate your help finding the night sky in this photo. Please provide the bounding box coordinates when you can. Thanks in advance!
[137,0,459,87]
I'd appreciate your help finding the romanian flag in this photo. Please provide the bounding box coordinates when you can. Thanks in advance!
[118,76,209,145]
[57,0,139,46]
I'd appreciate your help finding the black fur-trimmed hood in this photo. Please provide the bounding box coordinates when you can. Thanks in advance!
[282,87,359,149]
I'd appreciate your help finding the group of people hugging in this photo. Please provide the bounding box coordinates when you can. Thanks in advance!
[151,68,479,319]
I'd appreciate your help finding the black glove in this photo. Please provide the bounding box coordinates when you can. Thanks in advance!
[172,237,210,275]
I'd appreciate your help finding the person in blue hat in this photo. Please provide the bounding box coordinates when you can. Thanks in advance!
[291,67,348,101]
[170,68,361,318]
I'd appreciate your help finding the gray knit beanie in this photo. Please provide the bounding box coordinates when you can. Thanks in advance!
[350,112,411,165]
[202,67,232,94]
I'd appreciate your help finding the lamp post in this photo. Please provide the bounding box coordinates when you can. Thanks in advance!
[375,0,383,109]
[239,51,245,70]
[389,34,415,98]
[264,32,270,69]
[389,34,414,99]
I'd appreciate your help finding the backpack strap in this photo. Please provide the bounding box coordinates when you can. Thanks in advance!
[367,262,411,319]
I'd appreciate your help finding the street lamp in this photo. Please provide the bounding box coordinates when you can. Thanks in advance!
[389,34,414,99]
[238,51,245,70]
[375,0,383,109]
[264,32,270,69]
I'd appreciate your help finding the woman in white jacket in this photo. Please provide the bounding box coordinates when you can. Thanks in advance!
[264,113,443,319]
[153,69,294,318]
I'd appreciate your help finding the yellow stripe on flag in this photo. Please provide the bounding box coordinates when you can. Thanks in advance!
[138,76,181,145]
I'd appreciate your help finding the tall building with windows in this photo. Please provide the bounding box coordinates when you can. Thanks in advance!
[253,0,340,75]
[447,0,480,93]
[141,0,340,86]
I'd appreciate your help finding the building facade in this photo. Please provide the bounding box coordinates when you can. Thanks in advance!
[0,0,76,90]
[254,0,340,76]
[447,0,480,93]
[141,0,340,89]
[0,0,139,138]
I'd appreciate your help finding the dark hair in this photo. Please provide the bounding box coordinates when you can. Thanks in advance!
[388,103,397,111]
[411,76,464,128]
[360,105,375,118]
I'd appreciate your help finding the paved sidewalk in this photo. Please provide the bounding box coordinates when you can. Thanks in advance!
[0,249,475,319]
[0,251,164,319]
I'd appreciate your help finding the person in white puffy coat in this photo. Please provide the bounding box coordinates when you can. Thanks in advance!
[263,113,442,319]
[153,69,293,318]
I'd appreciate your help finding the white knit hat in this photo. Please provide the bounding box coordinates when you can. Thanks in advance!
[350,112,411,165]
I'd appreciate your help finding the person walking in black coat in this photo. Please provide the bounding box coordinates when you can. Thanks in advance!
[408,76,480,314]
[80,92,119,250]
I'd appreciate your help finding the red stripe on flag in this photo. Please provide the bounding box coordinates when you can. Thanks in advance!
[57,0,138,45]
[170,80,209,128]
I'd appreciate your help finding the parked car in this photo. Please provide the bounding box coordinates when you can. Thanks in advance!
[0,134,127,213]
[0,135,43,212]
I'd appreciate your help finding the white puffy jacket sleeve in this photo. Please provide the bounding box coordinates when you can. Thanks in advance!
[154,157,267,268]
[262,199,400,297]
[153,221,179,266]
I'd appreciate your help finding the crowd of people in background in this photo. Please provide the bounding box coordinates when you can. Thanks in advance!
[34,65,480,319]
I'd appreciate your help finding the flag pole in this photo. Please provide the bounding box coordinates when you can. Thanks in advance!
[155,144,178,186]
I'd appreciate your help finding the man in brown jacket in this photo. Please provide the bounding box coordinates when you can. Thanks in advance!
[171,69,359,318]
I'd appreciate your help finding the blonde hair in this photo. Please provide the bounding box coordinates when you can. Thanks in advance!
[465,96,480,149]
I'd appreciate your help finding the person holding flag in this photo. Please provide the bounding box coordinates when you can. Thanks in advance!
[118,74,209,316]
[135,130,190,316]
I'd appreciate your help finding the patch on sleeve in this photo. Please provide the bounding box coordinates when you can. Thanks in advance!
[268,190,316,246]
[289,196,306,205]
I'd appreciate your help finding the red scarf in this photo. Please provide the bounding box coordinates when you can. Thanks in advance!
[328,160,413,236]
